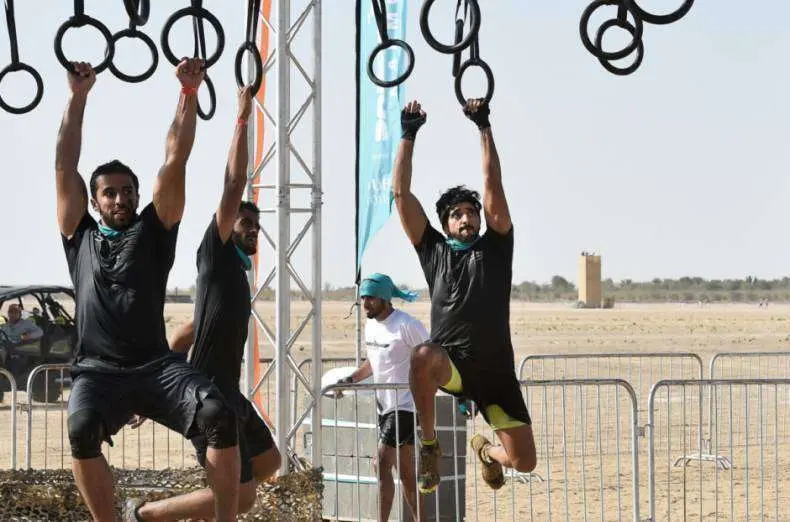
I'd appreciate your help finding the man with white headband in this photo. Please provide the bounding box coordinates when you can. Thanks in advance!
[339,273,427,521]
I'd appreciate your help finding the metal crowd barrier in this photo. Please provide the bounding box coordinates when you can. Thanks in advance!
[518,352,704,411]
[709,351,790,380]
[318,381,463,521]
[647,379,790,521]
[0,368,18,469]
[515,379,641,522]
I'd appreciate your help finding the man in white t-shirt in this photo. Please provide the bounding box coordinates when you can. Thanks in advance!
[340,273,428,522]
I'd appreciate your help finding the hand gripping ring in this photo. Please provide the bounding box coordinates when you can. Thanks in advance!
[108,28,159,83]
[454,58,494,106]
[580,0,643,62]
[367,39,415,88]
[420,0,481,55]
[235,41,263,95]
[54,15,116,74]
[123,0,150,26]
[197,72,216,121]
[631,0,694,25]
[0,62,44,114]
[595,18,644,76]
[161,6,225,69]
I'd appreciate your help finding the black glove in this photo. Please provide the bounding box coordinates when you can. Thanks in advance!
[463,100,491,130]
[401,108,427,140]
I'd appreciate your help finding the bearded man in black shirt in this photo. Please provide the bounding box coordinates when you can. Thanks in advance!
[393,98,537,493]
[56,60,240,522]
[127,87,282,521]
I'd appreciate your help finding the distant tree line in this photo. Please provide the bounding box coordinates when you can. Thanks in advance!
[169,276,790,303]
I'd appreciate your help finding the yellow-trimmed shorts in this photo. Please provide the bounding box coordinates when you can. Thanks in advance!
[442,359,526,431]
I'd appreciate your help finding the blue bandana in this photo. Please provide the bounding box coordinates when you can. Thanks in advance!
[360,273,419,302]
[446,235,480,252]
[234,244,252,270]
[98,224,122,238]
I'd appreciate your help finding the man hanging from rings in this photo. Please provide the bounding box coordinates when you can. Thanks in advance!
[392,97,537,493]
[56,59,241,522]
[125,87,282,521]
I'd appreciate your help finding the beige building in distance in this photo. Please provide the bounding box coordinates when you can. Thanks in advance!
[578,252,602,308]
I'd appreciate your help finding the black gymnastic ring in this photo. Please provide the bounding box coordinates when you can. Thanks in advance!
[631,0,694,25]
[54,15,116,74]
[595,18,644,76]
[579,0,643,62]
[367,39,415,88]
[161,7,225,69]
[454,58,494,106]
[420,0,481,55]
[234,41,263,95]
[197,72,216,120]
[0,62,44,114]
[123,0,150,26]
[107,28,159,83]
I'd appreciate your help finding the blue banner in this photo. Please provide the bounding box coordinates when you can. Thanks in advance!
[356,0,408,274]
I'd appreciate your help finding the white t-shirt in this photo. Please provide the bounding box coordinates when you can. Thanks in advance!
[365,309,429,414]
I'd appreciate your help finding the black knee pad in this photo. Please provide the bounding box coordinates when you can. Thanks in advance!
[68,409,105,460]
[195,397,238,449]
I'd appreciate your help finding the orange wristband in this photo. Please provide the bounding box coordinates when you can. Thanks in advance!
[237,118,248,126]
[181,86,197,96]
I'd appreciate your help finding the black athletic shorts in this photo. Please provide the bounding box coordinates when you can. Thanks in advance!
[67,354,230,446]
[192,394,275,483]
[439,346,532,429]
[378,410,417,447]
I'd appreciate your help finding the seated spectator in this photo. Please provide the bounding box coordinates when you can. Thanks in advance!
[1,304,43,344]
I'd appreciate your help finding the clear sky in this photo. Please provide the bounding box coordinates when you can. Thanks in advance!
[0,1,788,291]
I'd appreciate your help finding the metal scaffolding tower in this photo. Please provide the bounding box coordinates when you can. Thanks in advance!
[244,0,322,474]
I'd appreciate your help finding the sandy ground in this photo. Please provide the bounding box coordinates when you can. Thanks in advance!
[2,301,790,521]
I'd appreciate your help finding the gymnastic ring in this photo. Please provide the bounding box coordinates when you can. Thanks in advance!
[367,39,415,88]
[595,18,644,76]
[454,58,494,106]
[123,0,150,26]
[579,0,643,62]
[197,72,216,120]
[54,15,116,74]
[631,0,694,25]
[107,28,159,83]
[0,62,44,114]
[161,6,225,69]
[234,41,263,95]
[420,0,480,55]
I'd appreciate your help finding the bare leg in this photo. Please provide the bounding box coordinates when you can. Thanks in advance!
[398,444,425,521]
[489,424,537,472]
[72,456,115,522]
[375,445,396,522]
[409,344,452,441]
[138,477,257,521]
[206,446,241,521]
[251,447,282,482]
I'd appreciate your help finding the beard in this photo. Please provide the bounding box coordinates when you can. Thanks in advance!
[233,233,258,255]
[101,207,136,230]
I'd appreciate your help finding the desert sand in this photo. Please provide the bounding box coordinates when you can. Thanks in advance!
[2,301,790,520]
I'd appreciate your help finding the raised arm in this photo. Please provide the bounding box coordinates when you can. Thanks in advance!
[169,320,195,354]
[464,99,511,234]
[55,63,94,238]
[393,101,429,246]
[152,58,204,230]
[215,87,253,243]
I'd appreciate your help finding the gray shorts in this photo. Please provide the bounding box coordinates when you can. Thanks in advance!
[67,355,229,445]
